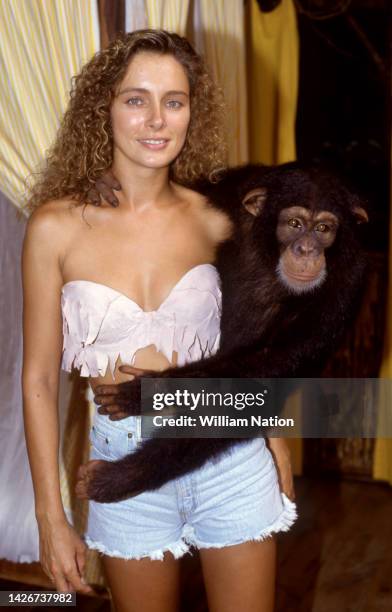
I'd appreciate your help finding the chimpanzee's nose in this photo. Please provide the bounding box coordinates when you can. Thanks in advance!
[292,241,316,257]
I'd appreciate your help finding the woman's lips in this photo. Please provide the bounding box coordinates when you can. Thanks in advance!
[137,139,169,150]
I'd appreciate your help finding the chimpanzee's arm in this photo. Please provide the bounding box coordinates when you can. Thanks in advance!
[87,437,252,503]
[89,288,356,502]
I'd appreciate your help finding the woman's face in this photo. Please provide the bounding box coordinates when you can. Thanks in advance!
[111,51,191,171]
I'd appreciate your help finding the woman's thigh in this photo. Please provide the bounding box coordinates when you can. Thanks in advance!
[199,536,276,612]
[102,552,181,612]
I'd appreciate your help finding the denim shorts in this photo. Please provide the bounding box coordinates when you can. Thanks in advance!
[84,410,298,561]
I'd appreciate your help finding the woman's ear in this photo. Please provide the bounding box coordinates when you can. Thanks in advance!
[242,187,267,217]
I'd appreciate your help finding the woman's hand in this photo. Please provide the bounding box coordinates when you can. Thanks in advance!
[266,437,296,502]
[37,516,94,594]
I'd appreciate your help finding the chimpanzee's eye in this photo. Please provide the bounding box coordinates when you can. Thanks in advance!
[288,218,302,228]
[315,223,329,233]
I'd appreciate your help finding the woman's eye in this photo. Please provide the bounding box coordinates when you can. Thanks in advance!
[126,97,144,106]
[288,218,302,229]
[166,100,183,109]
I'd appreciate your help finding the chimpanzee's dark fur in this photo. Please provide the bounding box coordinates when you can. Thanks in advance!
[88,163,367,503]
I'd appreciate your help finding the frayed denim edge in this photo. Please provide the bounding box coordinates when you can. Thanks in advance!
[84,534,192,561]
[84,494,297,559]
[184,492,298,550]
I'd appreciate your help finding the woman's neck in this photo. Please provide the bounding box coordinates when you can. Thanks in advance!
[111,156,175,212]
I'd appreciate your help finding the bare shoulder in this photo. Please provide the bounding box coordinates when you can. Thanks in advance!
[25,197,79,246]
[173,183,233,242]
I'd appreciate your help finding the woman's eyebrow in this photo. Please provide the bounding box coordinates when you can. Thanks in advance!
[118,87,189,97]
[165,90,189,97]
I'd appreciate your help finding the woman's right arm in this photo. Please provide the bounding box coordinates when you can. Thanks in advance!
[22,205,93,595]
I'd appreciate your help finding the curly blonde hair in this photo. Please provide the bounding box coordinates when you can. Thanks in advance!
[25,29,228,212]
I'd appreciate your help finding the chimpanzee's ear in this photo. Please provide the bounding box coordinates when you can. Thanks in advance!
[352,206,369,224]
[242,187,267,217]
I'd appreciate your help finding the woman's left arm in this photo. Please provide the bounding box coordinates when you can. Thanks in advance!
[265,437,295,502]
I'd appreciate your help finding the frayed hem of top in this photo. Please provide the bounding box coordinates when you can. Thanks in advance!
[84,534,192,561]
[184,492,298,550]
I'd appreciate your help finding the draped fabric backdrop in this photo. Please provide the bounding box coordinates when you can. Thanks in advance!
[0,0,99,208]
[191,0,249,165]
[125,0,147,32]
[145,0,189,34]
[247,0,298,165]
[0,193,37,562]
[0,0,101,583]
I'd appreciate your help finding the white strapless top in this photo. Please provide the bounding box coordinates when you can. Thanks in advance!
[60,264,221,378]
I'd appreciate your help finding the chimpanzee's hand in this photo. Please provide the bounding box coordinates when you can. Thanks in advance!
[86,169,122,207]
[94,366,155,420]
[94,368,142,420]
[75,451,157,502]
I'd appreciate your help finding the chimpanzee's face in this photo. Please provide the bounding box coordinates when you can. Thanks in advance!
[241,180,367,295]
[275,206,339,293]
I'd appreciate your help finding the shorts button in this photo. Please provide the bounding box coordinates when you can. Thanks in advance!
[105,438,109,444]
[128,432,133,438]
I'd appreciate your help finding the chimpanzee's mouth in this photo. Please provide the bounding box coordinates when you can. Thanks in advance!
[276,260,327,294]
[284,271,320,283]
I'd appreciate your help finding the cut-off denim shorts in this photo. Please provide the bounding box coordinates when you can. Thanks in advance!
[84,410,298,561]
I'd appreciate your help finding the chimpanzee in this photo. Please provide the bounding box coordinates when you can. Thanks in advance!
[76,163,368,503]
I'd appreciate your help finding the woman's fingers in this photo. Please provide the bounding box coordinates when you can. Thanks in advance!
[277,463,295,501]
[52,571,71,593]
[41,524,93,595]
[65,566,94,595]
[75,545,86,578]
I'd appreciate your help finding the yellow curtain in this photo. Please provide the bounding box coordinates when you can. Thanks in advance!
[373,400,392,486]
[373,150,392,486]
[191,0,248,165]
[247,0,298,165]
[145,0,190,35]
[0,0,99,210]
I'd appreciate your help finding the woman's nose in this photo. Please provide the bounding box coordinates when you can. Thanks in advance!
[146,104,165,129]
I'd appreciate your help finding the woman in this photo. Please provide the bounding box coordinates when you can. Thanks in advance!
[22,30,297,612]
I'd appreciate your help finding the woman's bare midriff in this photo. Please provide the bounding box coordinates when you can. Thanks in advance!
[88,345,176,393]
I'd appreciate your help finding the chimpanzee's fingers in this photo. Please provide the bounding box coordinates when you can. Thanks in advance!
[95,384,121,396]
[96,397,129,411]
[95,394,123,406]
[108,412,130,421]
[118,365,145,376]
[103,170,122,191]
[95,179,119,207]
[86,188,100,206]
[97,404,125,415]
